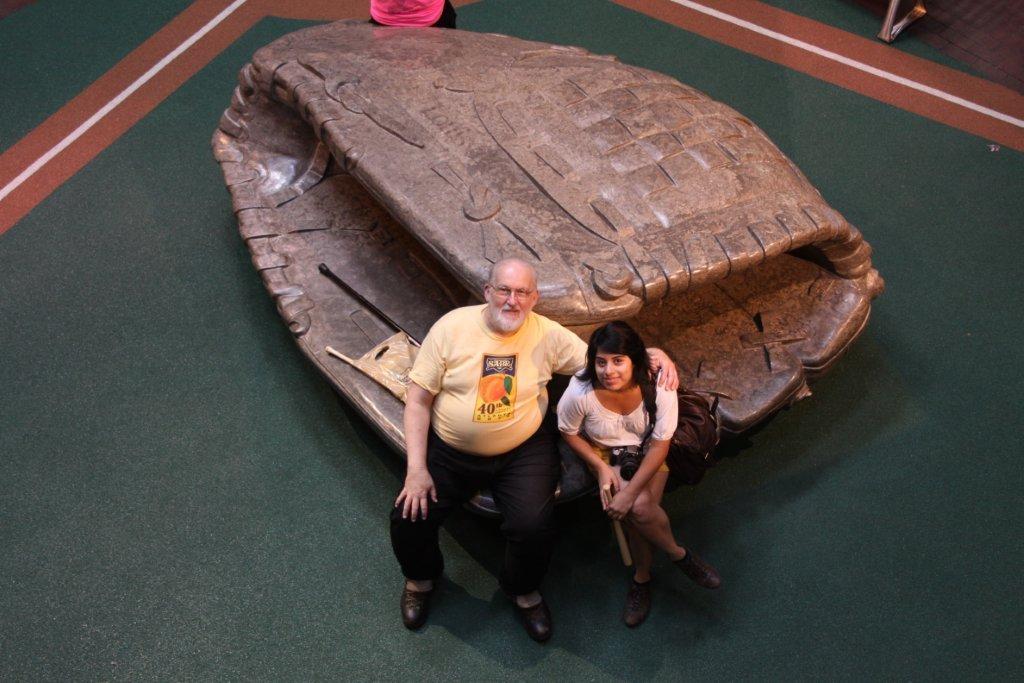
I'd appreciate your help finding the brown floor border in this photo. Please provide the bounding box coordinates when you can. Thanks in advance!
[0,0,1020,235]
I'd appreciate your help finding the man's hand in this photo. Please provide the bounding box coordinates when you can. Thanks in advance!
[400,382,436,521]
[395,468,437,521]
[646,347,679,391]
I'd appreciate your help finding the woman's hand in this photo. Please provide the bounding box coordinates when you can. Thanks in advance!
[394,468,437,521]
[596,465,623,511]
[607,487,639,521]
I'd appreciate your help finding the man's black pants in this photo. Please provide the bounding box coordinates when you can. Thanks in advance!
[390,425,560,596]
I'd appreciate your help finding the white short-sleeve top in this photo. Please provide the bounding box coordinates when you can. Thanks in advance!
[556,375,679,448]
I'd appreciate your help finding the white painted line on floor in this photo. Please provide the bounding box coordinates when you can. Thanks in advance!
[0,0,250,204]
[671,0,1024,129]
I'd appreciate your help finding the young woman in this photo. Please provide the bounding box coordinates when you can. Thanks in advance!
[557,321,721,627]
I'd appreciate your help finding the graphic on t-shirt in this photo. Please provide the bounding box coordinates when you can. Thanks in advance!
[473,354,517,423]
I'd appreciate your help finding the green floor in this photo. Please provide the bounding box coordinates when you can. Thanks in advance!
[0,0,194,148]
[1,0,1022,679]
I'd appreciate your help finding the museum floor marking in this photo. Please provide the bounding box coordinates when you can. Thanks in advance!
[617,0,1024,150]
[0,0,250,206]
[671,0,1024,128]
[1,0,1020,237]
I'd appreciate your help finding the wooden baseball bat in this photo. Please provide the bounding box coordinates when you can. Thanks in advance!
[601,484,633,567]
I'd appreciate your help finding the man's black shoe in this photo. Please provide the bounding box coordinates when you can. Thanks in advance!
[675,548,722,589]
[515,598,552,643]
[401,584,434,630]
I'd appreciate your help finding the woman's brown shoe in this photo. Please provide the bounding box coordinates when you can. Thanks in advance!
[675,548,721,589]
[623,580,651,627]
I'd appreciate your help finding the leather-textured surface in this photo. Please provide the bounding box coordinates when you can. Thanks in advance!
[211,21,883,515]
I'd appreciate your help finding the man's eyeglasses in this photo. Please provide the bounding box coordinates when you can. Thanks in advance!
[488,284,534,300]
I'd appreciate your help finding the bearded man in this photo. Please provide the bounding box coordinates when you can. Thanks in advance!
[390,258,676,642]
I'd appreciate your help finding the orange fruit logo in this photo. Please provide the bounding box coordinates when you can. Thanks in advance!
[475,354,517,423]
[479,373,511,403]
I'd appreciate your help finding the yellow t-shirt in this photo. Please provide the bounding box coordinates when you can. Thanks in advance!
[409,305,587,456]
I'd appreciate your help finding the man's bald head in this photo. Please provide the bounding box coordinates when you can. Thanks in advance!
[483,258,539,335]
[488,258,537,291]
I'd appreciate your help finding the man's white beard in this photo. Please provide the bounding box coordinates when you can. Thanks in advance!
[486,305,526,334]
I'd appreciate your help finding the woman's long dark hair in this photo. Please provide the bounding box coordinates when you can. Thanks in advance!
[579,320,652,394]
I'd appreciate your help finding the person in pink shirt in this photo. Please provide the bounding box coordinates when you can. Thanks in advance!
[370,0,457,28]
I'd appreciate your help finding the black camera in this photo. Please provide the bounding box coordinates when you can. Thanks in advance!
[610,445,643,481]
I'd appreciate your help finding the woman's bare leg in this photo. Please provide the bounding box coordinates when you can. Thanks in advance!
[625,471,686,561]
[626,524,653,582]
[625,471,722,589]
